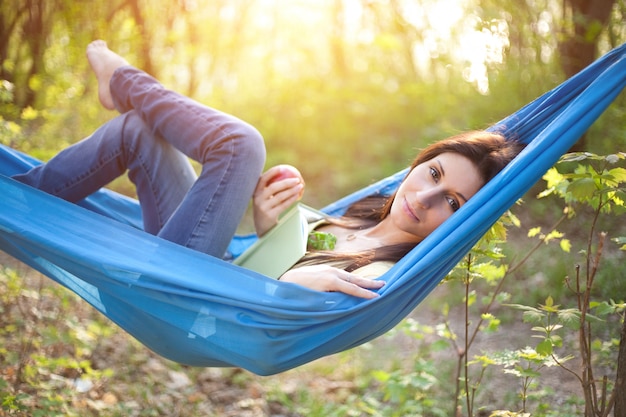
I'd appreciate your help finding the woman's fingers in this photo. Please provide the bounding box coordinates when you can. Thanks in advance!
[253,166,305,236]
[335,272,384,299]
[280,266,385,299]
[264,178,304,205]
[254,179,302,227]
[258,165,304,192]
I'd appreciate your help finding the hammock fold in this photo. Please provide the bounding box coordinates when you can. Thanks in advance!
[1,44,625,375]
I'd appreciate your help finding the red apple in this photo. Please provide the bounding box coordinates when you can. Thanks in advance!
[267,164,304,199]
[268,164,302,184]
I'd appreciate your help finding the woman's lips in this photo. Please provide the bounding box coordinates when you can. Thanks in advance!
[403,197,419,222]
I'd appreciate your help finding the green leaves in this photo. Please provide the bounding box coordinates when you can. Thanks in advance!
[535,339,554,356]
[567,176,597,200]
[613,236,626,250]
[541,152,626,215]
[527,227,571,253]
[507,296,585,358]
[590,299,626,316]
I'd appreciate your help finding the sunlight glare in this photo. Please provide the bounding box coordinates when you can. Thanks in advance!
[237,0,511,94]
[400,0,509,94]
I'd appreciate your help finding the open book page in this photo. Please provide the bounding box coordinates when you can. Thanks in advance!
[233,203,326,279]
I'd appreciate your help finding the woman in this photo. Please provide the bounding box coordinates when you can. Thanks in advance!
[13,41,523,299]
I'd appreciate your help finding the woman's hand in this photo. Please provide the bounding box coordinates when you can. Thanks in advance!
[253,165,305,236]
[279,265,385,299]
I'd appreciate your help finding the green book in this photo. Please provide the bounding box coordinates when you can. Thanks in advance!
[233,203,326,279]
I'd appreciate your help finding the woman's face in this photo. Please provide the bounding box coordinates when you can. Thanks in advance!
[387,152,484,243]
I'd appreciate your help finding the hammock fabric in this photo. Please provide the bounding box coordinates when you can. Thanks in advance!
[1,44,625,375]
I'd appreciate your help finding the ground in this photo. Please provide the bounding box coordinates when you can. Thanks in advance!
[0,252,597,417]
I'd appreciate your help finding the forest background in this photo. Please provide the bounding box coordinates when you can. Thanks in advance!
[1,0,626,416]
[3,0,625,208]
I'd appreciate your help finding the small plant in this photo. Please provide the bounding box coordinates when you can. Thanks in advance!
[505,152,626,416]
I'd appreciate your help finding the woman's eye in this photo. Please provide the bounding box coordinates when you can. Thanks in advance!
[430,167,440,181]
[447,197,460,211]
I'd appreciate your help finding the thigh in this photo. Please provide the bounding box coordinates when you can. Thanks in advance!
[157,129,265,258]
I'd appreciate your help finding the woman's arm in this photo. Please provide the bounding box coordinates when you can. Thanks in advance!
[253,166,385,298]
[279,265,385,299]
[253,165,305,236]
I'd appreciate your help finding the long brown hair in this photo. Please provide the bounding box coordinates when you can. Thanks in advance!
[295,131,525,272]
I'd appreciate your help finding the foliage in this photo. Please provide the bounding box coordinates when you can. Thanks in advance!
[1,1,626,416]
[1,0,625,203]
[0,267,115,416]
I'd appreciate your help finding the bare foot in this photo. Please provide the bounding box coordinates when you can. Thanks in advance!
[86,40,130,110]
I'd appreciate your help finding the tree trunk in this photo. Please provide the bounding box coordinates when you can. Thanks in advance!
[127,0,153,77]
[558,0,615,151]
[615,317,626,416]
[22,0,55,109]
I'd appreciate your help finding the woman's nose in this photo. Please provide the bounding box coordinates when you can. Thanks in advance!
[414,189,436,209]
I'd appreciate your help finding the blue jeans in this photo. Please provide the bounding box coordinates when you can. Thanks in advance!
[13,67,266,258]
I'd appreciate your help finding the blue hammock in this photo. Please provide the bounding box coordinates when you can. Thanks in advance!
[1,44,625,376]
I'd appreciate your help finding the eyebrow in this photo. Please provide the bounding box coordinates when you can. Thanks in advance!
[437,159,469,203]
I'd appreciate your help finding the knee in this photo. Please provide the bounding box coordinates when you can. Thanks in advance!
[206,119,266,172]
[234,122,266,170]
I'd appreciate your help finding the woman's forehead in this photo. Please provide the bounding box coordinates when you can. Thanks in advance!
[434,153,484,193]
